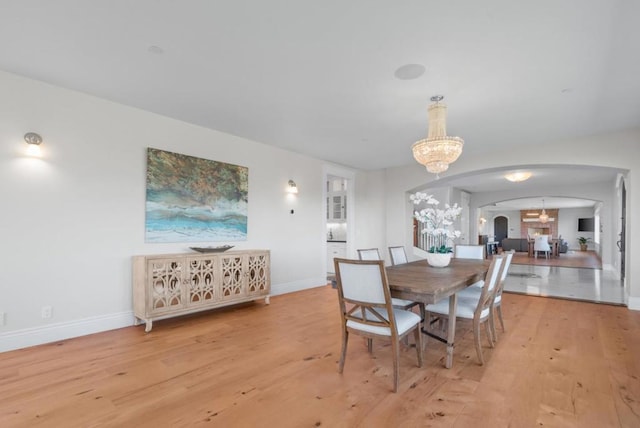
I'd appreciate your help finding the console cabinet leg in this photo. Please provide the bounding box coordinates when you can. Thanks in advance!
[265,295,270,305]
[145,320,153,333]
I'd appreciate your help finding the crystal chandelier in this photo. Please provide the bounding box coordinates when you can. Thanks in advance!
[412,95,464,175]
[539,199,549,223]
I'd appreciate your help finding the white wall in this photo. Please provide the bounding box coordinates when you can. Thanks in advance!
[558,207,596,251]
[382,131,639,309]
[0,71,331,351]
[352,169,388,262]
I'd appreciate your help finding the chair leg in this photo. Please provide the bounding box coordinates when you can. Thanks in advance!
[391,336,400,393]
[489,309,498,342]
[496,304,505,332]
[367,338,373,353]
[338,330,349,373]
[402,335,410,346]
[414,327,423,368]
[473,318,485,365]
[484,320,495,348]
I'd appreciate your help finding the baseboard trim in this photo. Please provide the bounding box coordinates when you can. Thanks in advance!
[0,311,135,353]
[271,276,328,296]
[628,297,640,311]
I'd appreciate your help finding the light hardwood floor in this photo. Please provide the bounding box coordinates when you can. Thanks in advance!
[1,286,639,427]
[508,250,602,269]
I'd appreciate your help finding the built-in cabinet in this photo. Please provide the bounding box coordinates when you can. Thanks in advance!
[328,193,347,222]
[327,242,346,273]
[327,178,347,222]
[133,250,270,332]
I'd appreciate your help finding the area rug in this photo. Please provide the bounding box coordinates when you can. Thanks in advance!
[506,250,602,269]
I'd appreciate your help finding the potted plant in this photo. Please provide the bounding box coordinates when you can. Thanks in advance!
[410,192,462,267]
[577,236,591,251]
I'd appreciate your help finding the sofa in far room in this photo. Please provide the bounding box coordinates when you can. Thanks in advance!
[558,238,569,253]
[501,238,529,252]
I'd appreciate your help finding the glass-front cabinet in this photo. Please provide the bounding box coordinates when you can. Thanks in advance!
[326,177,347,222]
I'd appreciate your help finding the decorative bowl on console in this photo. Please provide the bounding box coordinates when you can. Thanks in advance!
[189,245,234,253]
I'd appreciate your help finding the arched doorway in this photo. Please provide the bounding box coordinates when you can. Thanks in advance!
[494,216,508,248]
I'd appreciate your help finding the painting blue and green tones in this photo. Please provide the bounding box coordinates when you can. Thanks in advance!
[145,148,248,243]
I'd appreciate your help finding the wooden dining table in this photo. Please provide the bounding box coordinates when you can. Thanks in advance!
[386,257,490,369]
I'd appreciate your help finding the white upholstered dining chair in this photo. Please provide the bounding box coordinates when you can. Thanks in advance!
[388,246,408,266]
[334,258,423,392]
[424,255,506,365]
[454,244,485,260]
[454,244,485,289]
[357,248,381,261]
[534,235,551,259]
[357,248,420,313]
[458,249,515,339]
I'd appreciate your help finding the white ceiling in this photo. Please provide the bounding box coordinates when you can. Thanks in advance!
[1,1,638,174]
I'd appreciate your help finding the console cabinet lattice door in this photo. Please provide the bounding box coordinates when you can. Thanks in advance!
[247,252,270,297]
[133,250,270,332]
[187,256,218,308]
[150,258,185,314]
[221,253,245,300]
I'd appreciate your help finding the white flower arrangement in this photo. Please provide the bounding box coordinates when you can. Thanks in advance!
[410,191,462,253]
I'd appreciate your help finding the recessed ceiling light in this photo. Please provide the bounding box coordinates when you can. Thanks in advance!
[394,64,426,80]
[561,88,573,94]
[504,172,532,182]
[148,45,165,55]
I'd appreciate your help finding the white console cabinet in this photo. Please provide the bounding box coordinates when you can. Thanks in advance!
[133,250,270,332]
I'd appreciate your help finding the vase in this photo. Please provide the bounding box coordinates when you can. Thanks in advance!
[425,252,452,267]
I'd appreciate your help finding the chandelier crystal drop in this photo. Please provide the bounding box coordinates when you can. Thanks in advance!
[412,95,464,175]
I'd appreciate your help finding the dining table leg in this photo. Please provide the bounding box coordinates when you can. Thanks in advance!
[445,293,457,369]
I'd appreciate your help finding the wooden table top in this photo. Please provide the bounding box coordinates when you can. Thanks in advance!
[386,258,491,305]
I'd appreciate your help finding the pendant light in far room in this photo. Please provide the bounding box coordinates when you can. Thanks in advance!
[539,199,549,223]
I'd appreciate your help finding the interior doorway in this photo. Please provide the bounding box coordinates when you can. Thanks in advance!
[494,216,508,248]
[323,165,356,276]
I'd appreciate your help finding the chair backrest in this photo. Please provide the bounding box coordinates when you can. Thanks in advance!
[493,249,514,300]
[357,248,381,260]
[454,245,485,260]
[475,255,506,320]
[334,258,397,333]
[388,246,408,265]
[534,235,551,251]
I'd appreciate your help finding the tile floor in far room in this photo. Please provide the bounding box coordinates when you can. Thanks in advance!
[504,264,626,306]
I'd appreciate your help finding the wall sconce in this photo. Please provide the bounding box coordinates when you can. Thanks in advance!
[286,180,298,194]
[479,217,487,225]
[24,132,43,156]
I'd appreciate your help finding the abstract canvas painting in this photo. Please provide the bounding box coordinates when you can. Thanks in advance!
[145,148,248,243]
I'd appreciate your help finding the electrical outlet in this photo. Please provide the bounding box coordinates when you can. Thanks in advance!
[41,306,52,319]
